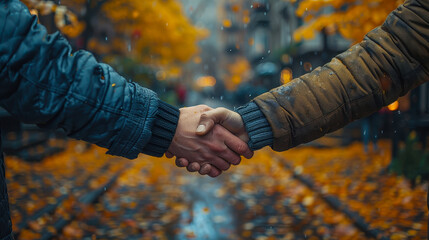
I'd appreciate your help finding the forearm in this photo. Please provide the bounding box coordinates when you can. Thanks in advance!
[0,0,179,158]
[244,0,429,151]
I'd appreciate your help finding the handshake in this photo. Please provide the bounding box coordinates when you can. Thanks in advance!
[166,105,254,178]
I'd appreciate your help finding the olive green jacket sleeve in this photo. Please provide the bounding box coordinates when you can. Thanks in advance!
[245,0,429,151]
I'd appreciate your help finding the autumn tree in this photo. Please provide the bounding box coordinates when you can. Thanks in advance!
[294,0,404,43]
[23,0,208,72]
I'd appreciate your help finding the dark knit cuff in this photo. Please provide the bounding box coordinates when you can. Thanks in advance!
[236,101,273,150]
[141,101,179,157]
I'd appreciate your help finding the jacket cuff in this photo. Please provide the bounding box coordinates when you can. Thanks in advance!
[236,102,273,150]
[141,101,179,157]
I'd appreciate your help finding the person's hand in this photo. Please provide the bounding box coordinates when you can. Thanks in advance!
[196,107,248,141]
[166,105,253,177]
[174,107,250,175]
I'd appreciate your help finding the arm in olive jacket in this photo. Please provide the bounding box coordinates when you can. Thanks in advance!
[237,0,429,151]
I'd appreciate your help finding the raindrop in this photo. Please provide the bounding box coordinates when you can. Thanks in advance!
[105,36,108,41]
[248,94,252,97]
[220,26,224,30]
[264,12,267,15]
[163,88,166,92]
[329,72,334,75]
[381,130,384,134]
[363,130,367,135]
[104,187,107,191]
[251,4,253,8]
[166,22,169,26]
[220,96,224,100]
[59,186,67,195]
[305,8,308,11]
[267,49,271,54]
[127,43,131,52]
[398,110,401,114]
[300,61,303,66]
[261,56,264,60]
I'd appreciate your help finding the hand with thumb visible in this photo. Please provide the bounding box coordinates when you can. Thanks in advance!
[175,107,252,176]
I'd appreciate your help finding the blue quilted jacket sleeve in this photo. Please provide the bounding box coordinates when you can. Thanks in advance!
[0,0,179,159]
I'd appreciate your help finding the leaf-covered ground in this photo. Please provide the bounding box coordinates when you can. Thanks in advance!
[6,140,427,239]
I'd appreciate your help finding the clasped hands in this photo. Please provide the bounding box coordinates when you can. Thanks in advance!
[166,105,252,177]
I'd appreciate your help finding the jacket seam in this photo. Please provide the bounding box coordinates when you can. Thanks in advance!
[22,72,132,118]
[394,4,427,37]
[415,0,429,11]
[300,77,325,122]
[125,94,150,156]
[325,64,353,120]
[281,92,378,135]
[362,35,402,99]
[2,9,31,72]
[390,10,429,74]
[266,91,294,140]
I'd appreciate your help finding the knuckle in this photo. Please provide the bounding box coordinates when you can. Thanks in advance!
[200,113,208,119]
[212,126,222,136]
[235,143,247,154]
[201,152,212,161]
[212,145,227,153]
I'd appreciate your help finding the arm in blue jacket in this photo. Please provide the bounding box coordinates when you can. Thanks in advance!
[0,0,179,159]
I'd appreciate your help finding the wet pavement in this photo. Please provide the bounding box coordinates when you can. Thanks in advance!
[6,141,428,239]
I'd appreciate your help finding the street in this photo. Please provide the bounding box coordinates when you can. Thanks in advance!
[6,140,427,239]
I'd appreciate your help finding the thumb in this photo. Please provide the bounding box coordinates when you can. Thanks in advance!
[196,108,231,136]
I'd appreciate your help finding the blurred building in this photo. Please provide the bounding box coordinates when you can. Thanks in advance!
[216,0,352,102]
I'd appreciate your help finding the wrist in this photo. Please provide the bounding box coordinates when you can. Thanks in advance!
[236,102,273,150]
[141,101,179,157]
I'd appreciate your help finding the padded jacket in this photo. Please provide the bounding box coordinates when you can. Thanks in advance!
[238,0,429,152]
[0,0,179,238]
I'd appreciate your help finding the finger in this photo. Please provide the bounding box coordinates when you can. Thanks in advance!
[175,158,189,167]
[165,151,174,158]
[208,166,222,178]
[213,125,254,159]
[216,148,242,165]
[196,108,230,135]
[211,157,231,171]
[199,164,212,175]
[187,162,201,172]
[224,134,254,159]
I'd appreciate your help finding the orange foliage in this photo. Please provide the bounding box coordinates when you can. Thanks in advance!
[22,0,85,38]
[23,0,208,71]
[8,140,427,238]
[294,0,403,43]
[225,57,251,90]
[276,141,428,238]
[97,0,208,66]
